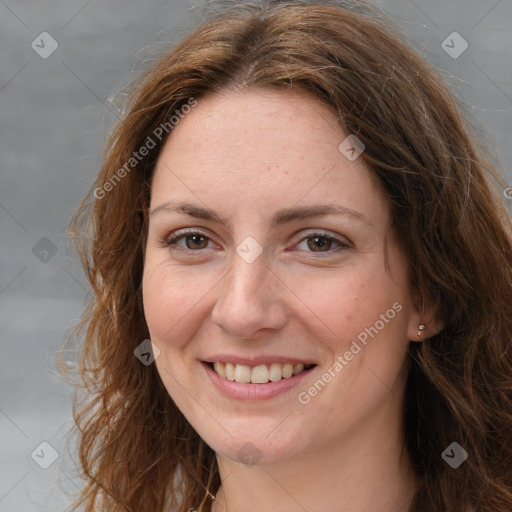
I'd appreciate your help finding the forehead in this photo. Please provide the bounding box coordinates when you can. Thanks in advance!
[160,88,341,163]
[150,89,387,224]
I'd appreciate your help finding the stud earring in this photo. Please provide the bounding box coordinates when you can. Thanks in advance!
[417,324,426,339]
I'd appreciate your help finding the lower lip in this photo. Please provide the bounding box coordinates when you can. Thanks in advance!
[202,362,314,400]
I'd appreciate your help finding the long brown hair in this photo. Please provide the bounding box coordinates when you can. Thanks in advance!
[67,1,512,510]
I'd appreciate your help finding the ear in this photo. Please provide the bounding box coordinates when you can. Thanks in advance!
[406,298,444,341]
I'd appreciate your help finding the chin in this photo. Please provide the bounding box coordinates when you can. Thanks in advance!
[198,420,305,467]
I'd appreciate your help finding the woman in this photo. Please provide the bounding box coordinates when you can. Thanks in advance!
[68,1,512,511]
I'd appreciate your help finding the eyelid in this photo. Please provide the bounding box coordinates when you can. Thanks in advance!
[292,229,352,246]
[161,227,352,257]
[157,228,216,257]
[165,227,211,241]
[290,229,352,256]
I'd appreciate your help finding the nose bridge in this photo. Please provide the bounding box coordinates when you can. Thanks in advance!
[211,251,287,337]
[223,253,271,307]
[224,228,271,298]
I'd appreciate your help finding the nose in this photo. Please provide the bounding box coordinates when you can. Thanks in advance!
[211,255,288,339]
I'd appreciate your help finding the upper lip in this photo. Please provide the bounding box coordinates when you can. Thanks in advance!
[203,354,316,366]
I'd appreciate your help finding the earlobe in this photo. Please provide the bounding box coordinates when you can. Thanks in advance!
[407,301,444,342]
[408,317,444,342]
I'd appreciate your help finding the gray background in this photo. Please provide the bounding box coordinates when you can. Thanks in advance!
[1,1,511,510]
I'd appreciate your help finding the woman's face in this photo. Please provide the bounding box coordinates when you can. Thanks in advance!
[143,89,423,465]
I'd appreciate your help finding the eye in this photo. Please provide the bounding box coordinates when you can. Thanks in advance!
[294,232,350,254]
[160,229,351,257]
[163,230,215,253]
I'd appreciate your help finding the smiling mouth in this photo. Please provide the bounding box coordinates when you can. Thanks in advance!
[206,361,315,384]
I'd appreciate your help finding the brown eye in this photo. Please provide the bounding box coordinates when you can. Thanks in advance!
[295,232,348,254]
[183,234,209,249]
[164,231,214,252]
[306,236,336,252]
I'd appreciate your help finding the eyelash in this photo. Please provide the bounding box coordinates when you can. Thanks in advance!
[161,229,351,257]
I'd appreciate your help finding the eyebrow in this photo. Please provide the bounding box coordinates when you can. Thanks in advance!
[150,201,371,228]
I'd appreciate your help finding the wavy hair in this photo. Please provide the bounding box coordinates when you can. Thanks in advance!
[67,1,512,510]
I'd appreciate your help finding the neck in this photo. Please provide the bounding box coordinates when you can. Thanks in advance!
[211,396,418,512]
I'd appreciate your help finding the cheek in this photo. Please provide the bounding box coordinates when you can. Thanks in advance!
[289,267,410,429]
[286,262,404,349]
[142,260,214,349]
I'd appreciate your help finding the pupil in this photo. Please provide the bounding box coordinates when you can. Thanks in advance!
[308,236,330,252]
[187,235,207,249]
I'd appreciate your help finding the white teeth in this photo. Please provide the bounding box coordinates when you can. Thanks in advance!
[213,362,226,378]
[282,363,293,378]
[251,365,269,384]
[269,363,282,382]
[211,361,310,383]
[234,364,251,383]
[225,362,235,381]
[293,363,304,375]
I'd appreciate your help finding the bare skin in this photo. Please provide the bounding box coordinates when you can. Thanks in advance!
[143,89,439,512]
